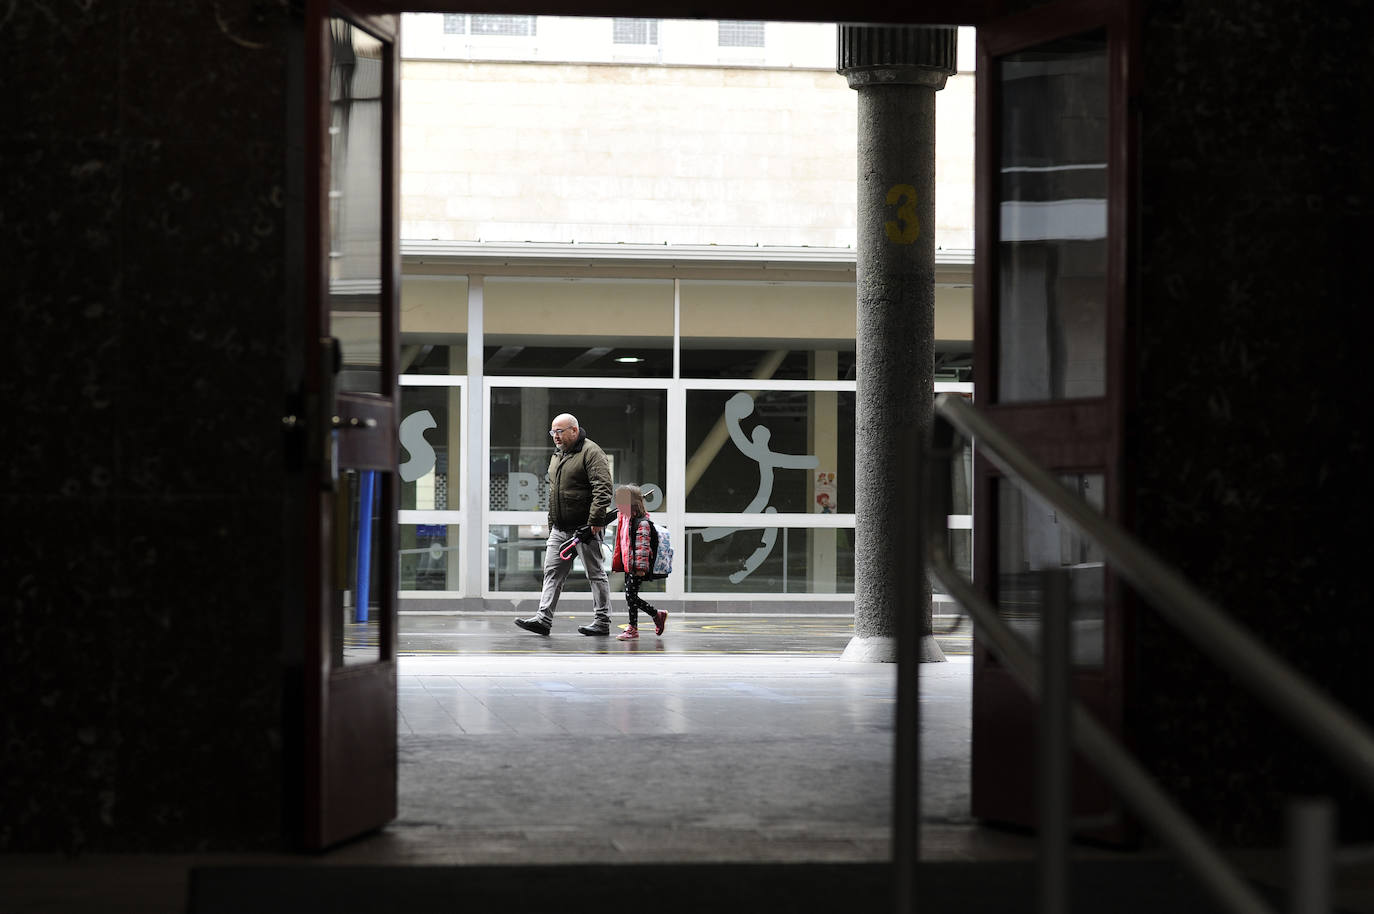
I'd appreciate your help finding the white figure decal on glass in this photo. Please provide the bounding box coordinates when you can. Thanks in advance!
[399,410,437,482]
[702,392,819,583]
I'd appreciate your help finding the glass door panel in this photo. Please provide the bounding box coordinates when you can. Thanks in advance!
[972,0,1132,842]
[329,18,385,395]
[997,31,1108,403]
[299,6,399,851]
[332,469,383,667]
[995,472,1105,667]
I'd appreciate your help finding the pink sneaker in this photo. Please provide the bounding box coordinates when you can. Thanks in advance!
[617,626,639,641]
[654,611,668,636]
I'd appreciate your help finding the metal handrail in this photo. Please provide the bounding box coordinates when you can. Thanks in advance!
[930,393,1374,796]
[924,392,1374,914]
[927,549,1273,914]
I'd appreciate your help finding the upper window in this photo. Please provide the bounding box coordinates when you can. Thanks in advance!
[717,20,765,48]
[443,14,537,37]
[473,15,536,36]
[613,18,659,45]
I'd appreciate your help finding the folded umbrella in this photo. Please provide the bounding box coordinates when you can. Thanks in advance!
[557,524,599,560]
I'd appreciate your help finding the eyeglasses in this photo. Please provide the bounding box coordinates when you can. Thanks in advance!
[549,426,574,437]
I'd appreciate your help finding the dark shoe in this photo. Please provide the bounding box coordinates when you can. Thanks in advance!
[654,610,669,636]
[515,617,551,636]
[577,623,611,636]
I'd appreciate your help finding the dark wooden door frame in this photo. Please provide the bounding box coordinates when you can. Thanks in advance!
[301,0,402,850]
[970,0,1139,841]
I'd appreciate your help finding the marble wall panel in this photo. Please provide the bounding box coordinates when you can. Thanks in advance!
[1131,0,1374,844]
[0,496,126,849]
[1,0,299,851]
[1,138,125,499]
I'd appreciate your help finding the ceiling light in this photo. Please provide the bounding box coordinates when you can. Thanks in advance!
[614,356,644,363]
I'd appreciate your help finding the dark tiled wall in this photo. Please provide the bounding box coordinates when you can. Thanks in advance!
[2,1,296,850]
[1131,0,1374,843]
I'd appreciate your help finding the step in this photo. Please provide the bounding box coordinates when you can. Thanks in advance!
[189,859,1307,914]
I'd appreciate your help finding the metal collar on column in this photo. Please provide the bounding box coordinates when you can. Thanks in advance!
[837,24,958,89]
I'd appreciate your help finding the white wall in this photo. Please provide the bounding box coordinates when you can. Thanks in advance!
[402,15,842,69]
[400,16,976,252]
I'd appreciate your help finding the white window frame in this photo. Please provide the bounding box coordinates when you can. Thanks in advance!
[396,375,468,599]
[397,273,973,605]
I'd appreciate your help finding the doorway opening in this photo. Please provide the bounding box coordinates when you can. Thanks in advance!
[363,10,981,864]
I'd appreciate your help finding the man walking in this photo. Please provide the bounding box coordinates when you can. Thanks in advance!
[515,413,615,636]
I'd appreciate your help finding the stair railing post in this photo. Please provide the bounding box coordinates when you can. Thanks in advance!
[1287,796,1335,914]
[1039,567,1072,914]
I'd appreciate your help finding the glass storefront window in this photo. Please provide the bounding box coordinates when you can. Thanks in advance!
[399,385,461,510]
[680,347,856,381]
[996,472,1105,666]
[684,526,855,594]
[483,343,671,378]
[487,521,666,594]
[386,270,975,603]
[488,386,669,511]
[685,390,855,514]
[488,525,556,592]
[997,31,1109,402]
[401,342,464,375]
[399,522,461,591]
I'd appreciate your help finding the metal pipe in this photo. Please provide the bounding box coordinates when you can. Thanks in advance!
[934,394,1374,799]
[1038,568,1072,914]
[355,470,376,623]
[928,548,1275,914]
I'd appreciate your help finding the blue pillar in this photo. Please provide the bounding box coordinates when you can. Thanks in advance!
[355,470,376,623]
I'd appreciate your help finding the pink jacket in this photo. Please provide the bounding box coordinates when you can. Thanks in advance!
[610,510,653,576]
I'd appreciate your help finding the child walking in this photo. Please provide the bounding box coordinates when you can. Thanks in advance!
[610,484,668,641]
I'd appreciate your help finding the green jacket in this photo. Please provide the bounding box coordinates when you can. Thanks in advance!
[546,430,613,531]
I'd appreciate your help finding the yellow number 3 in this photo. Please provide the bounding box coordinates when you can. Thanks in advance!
[884,184,920,244]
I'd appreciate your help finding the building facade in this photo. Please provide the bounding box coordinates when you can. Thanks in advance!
[394,15,977,611]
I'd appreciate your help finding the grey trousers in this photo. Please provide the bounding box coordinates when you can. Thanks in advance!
[536,525,611,627]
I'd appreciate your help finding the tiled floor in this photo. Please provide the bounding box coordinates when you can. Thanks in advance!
[393,650,926,862]
[385,612,969,861]
[398,653,902,738]
[10,616,1374,912]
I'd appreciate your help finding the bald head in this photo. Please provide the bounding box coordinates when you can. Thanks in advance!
[550,413,579,446]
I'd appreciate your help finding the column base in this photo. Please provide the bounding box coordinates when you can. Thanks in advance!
[839,635,949,663]
[919,634,948,663]
[841,635,896,663]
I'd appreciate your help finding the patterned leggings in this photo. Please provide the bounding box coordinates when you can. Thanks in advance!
[623,574,656,627]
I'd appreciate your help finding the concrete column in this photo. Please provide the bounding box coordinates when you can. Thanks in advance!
[838,26,956,664]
